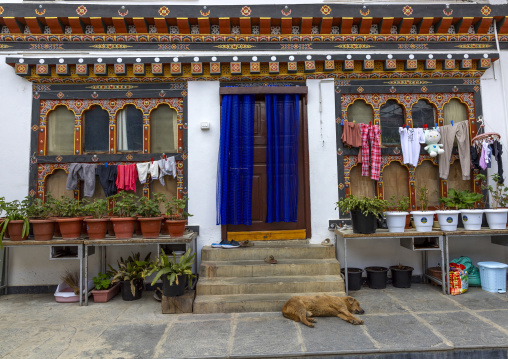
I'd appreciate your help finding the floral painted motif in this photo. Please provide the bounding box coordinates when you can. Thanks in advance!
[241,6,251,17]
[0,6,4,15]
[200,9,210,17]
[281,7,291,16]
[126,154,133,161]
[357,86,364,93]
[159,6,170,17]
[360,8,369,16]
[320,5,332,15]
[421,86,428,93]
[402,5,413,16]
[125,91,133,98]
[35,8,46,16]
[118,9,128,17]
[57,92,64,99]
[443,8,453,16]
[481,5,491,16]
[76,5,87,16]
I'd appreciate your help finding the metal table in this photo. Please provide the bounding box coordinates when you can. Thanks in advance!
[83,231,198,305]
[0,238,86,305]
[334,229,446,295]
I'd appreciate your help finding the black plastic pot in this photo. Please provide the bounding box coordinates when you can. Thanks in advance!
[365,266,388,289]
[162,275,186,297]
[120,279,143,301]
[390,265,414,288]
[341,268,363,291]
[351,210,377,234]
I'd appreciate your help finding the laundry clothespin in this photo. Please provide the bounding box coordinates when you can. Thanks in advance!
[164,154,167,160]
[402,124,405,129]
[151,158,153,164]
[340,119,344,126]
[369,121,371,126]
[105,162,108,168]
[451,120,454,126]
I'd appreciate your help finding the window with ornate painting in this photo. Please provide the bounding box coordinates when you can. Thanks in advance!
[347,99,373,124]
[84,105,109,153]
[47,106,75,156]
[150,104,178,153]
[411,99,436,129]
[380,100,404,145]
[116,105,143,153]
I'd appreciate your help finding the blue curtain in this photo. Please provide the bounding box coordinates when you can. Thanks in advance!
[216,94,255,225]
[266,94,300,223]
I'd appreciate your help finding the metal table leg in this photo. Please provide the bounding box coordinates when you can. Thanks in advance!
[79,244,83,306]
[444,235,449,295]
[344,236,348,296]
[84,244,88,306]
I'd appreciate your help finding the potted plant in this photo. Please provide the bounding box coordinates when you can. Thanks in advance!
[476,173,508,229]
[389,264,414,288]
[149,248,196,297]
[163,196,192,237]
[83,198,110,240]
[438,189,484,231]
[436,189,465,232]
[411,185,436,232]
[53,196,83,239]
[137,193,165,238]
[0,199,30,246]
[109,252,151,301]
[385,195,410,233]
[110,191,139,239]
[27,195,55,241]
[91,271,120,303]
[336,195,387,234]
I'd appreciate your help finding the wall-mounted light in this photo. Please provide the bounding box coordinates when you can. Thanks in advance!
[289,56,295,61]
[173,57,179,62]
[387,54,393,59]
[233,56,238,61]
[326,55,332,60]
[428,54,434,59]
[154,57,160,63]
[117,58,122,63]
[447,54,452,59]
[194,57,200,62]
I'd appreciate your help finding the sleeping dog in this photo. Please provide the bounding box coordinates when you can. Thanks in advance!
[282,295,365,327]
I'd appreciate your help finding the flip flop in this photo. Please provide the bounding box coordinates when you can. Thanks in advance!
[211,243,222,248]
[221,244,240,249]
[321,238,333,246]
[264,255,277,264]
[240,240,254,247]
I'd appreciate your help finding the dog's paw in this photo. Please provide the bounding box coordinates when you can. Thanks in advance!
[304,323,315,328]
[307,317,317,323]
[352,319,364,325]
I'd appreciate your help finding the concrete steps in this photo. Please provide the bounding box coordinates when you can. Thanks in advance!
[194,241,346,313]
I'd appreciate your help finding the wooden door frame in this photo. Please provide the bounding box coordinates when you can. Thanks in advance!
[219,86,311,240]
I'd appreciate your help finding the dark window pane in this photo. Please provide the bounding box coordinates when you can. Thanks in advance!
[412,100,436,129]
[117,105,143,152]
[380,100,404,145]
[84,105,109,153]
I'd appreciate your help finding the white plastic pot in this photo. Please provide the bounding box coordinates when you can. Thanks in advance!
[460,209,484,231]
[435,210,460,231]
[484,208,508,229]
[410,211,436,232]
[385,212,408,233]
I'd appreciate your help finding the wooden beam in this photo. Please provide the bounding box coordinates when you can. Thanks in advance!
[455,17,474,34]
[259,17,271,34]
[220,86,308,95]
[177,18,190,34]
[132,17,148,34]
[281,17,292,34]
[497,16,508,34]
[45,17,64,34]
[197,17,210,34]
[239,17,251,34]
[340,17,354,34]
[112,17,128,34]
[379,17,394,34]
[435,17,453,34]
[359,17,372,34]
[320,17,333,34]
[24,17,44,34]
[3,17,24,33]
[154,18,169,33]
[218,17,230,34]
[417,17,434,34]
[68,17,85,34]
[300,17,313,34]
[399,18,414,34]
[475,17,493,34]
[90,17,105,34]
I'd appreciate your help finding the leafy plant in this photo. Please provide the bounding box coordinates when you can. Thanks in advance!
[417,185,430,211]
[26,194,55,219]
[439,188,483,210]
[81,198,109,219]
[335,195,388,217]
[93,271,113,290]
[51,196,82,218]
[138,193,165,218]
[0,199,30,249]
[388,195,410,212]
[165,196,192,220]
[111,191,139,218]
[149,248,196,288]
[109,252,151,295]
[476,173,508,209]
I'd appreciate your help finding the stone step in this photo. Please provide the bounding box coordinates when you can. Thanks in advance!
[200,258,341,278]
[193,291,347,313]
[201,244,336,261]
[196,275,345,295]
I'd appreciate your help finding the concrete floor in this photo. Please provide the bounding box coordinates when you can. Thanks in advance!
[1,284,508,359]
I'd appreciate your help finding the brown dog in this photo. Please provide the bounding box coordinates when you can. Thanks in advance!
[282,295,365,327]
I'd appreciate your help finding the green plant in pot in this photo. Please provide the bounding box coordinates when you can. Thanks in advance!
[110,191,139,239]
[137,193,165,239]
[109,252,151,301]
[476,173,508,229]
[83,198,110,240]
[52,196,84,239]
[0,198,30,247]
[410,185,436,232]
[149,248,196,297]
[27,194,55,241]
[164,196,192,237]
[91,271,120,303]
[385,195,410,233]
[336,195,388,234]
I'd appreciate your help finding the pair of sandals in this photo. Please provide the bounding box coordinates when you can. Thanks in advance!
[211,239,254,249]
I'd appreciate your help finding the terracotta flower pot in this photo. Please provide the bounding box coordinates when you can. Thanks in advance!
[106,216,116,236]
[138,217,162,238]
[110,217,136,239]
[163,219,187,238]
[91,282,120,303]
[7,220,28,241]
[50,217,61,237]
[84,218,109,240]
[55,217,84,239]
[134,216,142,236]
[30,218,55,241]
[160,216,169,235]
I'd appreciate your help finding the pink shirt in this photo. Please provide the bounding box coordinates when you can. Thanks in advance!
[116,164,138,192]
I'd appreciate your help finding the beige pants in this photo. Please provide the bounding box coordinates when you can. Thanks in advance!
[438,121,470,180]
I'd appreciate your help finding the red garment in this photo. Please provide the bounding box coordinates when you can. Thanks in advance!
[341,122,362,147]
[361,124,381,181]
[116,164,138,192]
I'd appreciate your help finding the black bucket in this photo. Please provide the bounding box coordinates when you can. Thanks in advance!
[341,268,364,291]
[351,210,377,234]
[162,275,186,297]
[365,266,388,289]
[390,266,414,288]
[120,279,143,301]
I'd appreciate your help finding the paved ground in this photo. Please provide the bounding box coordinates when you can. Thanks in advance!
[1,284,508,359]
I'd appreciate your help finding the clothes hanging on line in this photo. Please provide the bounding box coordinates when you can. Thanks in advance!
[96,164,117,197]
[399,127,426,167]
[341,122,362,147]
[480,142,492,170]
[360,123,381,181]
[116,164,138,192]
[490,140,504,184]
[158,156,177,186]
[438,121,470,180]
[66,163,97,197]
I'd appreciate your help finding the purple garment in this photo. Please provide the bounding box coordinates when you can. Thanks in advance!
[480,145,487,170]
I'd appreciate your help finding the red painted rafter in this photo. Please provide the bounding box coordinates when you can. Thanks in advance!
[3,17,23,33]
[379,17,394,34]
[132,17,148,33]
[320,17,333,34]
[177,18,190,34]
[45,17,64,34]
[359,17,372,34]
[24,17,44,34]
[90,17,105,33]
[112,17,128,33]
[239,17,251,34]
[399,18,414,34]
[281,17,292,34]
[435,17,453,34]
[300,17,313,34]
[475,17,493,34]
[154,18,168,33]
[456,17,474,33]
[219,18,230,34]
[260,17,271,34]
[418,17,434,34]
[340,17,353,34]
[197,17,210,34]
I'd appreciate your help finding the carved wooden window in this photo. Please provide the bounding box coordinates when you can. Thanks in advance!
[380,100,404,145]
[411,100,436,129]
[150,104,178,153]
[117,105,143,152]
[347,100,373,124]
[84,105,109,153]
[443,98,467,126]
[47,106,75,156]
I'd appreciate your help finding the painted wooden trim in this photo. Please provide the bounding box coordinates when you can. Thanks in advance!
[227,230,307,241]
[220,87,308,95]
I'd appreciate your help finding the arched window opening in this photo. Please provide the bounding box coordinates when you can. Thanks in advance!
[47,106,75,155]
[150,104,178,153]
[84,105,109,153]
[117,105,143,152]
[380,100,404,145]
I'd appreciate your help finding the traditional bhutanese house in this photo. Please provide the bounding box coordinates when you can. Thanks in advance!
[0,1,507,305]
